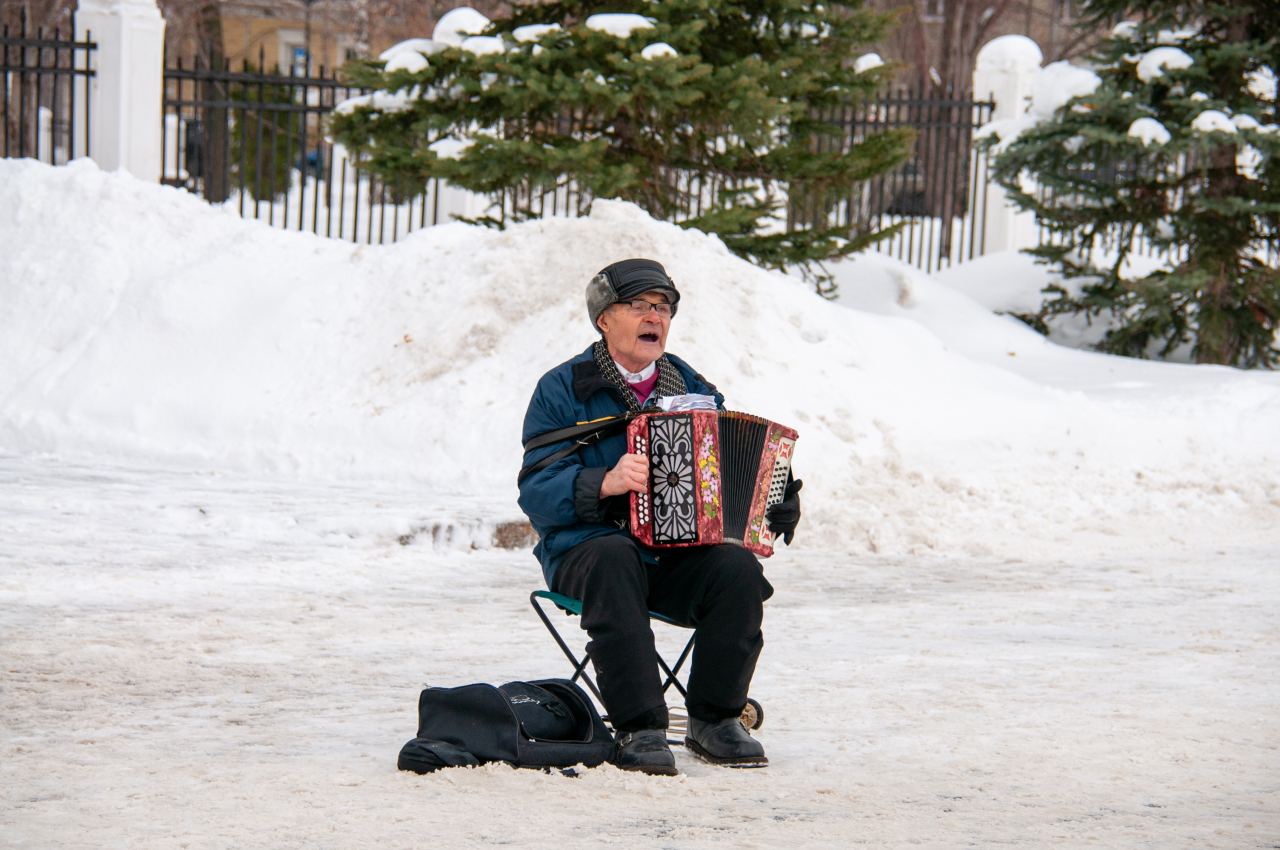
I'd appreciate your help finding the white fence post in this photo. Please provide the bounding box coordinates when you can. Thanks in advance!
[76,0,166,181]
[972,35,1042,255]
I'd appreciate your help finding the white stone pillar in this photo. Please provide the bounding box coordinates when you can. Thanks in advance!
[972,35,1042,255]
[76,0,166,181]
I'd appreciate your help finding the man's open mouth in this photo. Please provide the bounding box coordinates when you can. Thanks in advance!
[639,332,660,343]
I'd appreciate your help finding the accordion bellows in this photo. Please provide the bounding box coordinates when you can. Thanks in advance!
[628,411,798,557]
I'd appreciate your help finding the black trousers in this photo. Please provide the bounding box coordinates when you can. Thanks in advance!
[551,534,774,731]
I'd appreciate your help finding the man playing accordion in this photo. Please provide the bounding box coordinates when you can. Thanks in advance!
[517,258,802,775]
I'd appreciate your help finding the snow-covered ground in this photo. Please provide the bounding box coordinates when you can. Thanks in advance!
[2,159,1279,846]
[3,458,1277,847]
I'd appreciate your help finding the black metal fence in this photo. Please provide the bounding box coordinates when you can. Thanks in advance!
[162,50,448,243]
[162,60,996,269]
[492,89,996,273]
[1,9,95,163]
[795,87,996,273]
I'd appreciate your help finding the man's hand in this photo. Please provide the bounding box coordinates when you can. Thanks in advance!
[600,453,649,498]
[766,479,803,545]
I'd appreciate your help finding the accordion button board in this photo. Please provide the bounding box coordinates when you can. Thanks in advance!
[627,410,798,557]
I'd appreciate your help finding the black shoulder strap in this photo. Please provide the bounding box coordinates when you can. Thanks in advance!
[522,412,633,452]
[517,412,639,486]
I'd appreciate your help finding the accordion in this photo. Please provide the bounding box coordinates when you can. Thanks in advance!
[628,411,798,557]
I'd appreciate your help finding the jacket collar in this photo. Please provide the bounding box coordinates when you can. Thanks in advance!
[571,358,617,402]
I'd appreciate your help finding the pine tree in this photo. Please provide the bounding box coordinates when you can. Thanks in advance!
[327,0,913,288]
[985,0,1280,367]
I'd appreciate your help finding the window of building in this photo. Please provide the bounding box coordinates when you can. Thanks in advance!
[276,29,303,73]
[922,0,945,21]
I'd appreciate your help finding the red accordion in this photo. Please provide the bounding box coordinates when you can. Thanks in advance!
[628,411,798,557]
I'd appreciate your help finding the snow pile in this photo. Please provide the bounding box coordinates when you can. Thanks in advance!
[1191,109,1237,135]
[853,53,883,73]
[3,159,1280,559]
[1111,21,1137,39]
[1156,27,1198,44]
[1135,47,1194,83]
[1030,61,1101,117]
[1248,66,1277,101]
[583,14,654,37]
[432,7,490,46]
[460,36,504,56]
[640,42,678,60]
[976,60,1101,149]
[379,38,446,62]
[1128,116,1171,146]
[512,24,561,43]
[428,137,471,158]
[384,51,430,73]
[1233,113,1262,131]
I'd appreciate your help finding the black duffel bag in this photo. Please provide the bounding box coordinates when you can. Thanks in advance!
[397,678,615,774]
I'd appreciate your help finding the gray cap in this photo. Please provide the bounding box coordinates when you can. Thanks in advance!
[586,258,681,332]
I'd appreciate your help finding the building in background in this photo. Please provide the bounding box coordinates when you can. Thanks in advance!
[5,0,1105,80]
[1,0,72,35]
[864,0,1110,95]
[155,0,509,70]
[215,0,360,73]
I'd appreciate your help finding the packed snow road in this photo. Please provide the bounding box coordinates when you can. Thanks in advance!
[2,457,1277,848]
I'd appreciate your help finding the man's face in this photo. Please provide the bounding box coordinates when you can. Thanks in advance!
[597,290,672,371]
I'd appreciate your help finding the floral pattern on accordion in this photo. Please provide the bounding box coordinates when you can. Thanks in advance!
[697,430,721,519]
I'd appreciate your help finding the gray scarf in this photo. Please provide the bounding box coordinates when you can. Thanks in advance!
[592,340,688,413]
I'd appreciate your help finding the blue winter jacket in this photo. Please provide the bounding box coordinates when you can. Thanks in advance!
[518,344,724,588]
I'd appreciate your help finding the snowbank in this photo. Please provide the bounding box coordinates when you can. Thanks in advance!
[3,159,1280,558]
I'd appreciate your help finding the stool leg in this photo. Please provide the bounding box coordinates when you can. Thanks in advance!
[530,592,604,704]
[657,633,696,698]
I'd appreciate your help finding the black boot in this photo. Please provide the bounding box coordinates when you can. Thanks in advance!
[613,729,678,776]
[685,717,767,768]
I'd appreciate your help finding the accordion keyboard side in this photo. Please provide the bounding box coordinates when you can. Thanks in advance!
[627,417,654,547]
[743,423,799,558]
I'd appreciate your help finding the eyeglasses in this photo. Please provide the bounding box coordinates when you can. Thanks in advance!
[614,299,677,319]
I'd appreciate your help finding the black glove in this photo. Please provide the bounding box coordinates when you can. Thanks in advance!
[765,478,802,545]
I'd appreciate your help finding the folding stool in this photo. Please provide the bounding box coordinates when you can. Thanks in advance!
[529,590,763,735]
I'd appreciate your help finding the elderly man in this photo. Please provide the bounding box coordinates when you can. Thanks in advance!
[517,258,802,775]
